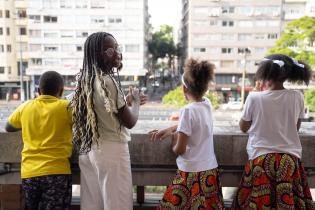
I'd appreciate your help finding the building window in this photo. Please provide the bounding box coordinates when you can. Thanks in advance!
[193,34,208,41]
[193,20,208,26]
[43,32,58,38]
[60,0,73,8]
[267,20,279,27]
[19,27,27,35]
[61,44,74,51]
[76,0,88,8]
[193,47,206,53]
[29,15,41,23]
[29,44,41,51]
[255,20,266,27]
[6,45,11,52]
[0,10,2,18]
[222,20,234,27]
[254,34,265,40]
[17,9,27,18]
[238,33,252,41]
[210,20,218,26]
[29,30,41,37]
[91,0,106,8]
[17,62,28,75]
[194,7,208,15]
[31,58,42,65]
[6,27,10,35]
[5,10,10,18]
[44,59,60,66]
[255,47,266,54]
[268,33,278,39]
[125,44,139,53]
[208,48,220,54]
[221,48,233,54]
[0,67,4,74]
[44,16,58,23]
[8,66,11,74]
[209,34,220,41]
[108,17,122,24]
[76,45,83,51]
[91,17,105,23]
[221,60,235,68]
[0,45,4,52]
[238,21,253,27]
[44,45,58,52]
[222,6,235,14]
[0,28,3,35]
[61,30,74,38]
[76,31,88,38]
[209,7,220,16]
[238,48,250,54]
[222,34,235,41]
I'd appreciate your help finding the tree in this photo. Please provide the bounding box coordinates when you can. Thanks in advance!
[148,25,178,86]
[267,16,315,67]
[304,89,315,111]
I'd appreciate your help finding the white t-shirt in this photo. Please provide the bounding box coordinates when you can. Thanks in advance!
[93,75,130,142]
[176,98,218,172]
[242,89,304,160]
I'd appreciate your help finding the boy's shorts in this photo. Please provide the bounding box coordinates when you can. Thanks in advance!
[22,174,72,210]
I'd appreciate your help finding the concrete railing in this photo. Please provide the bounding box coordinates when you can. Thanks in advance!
[0,132,314,208]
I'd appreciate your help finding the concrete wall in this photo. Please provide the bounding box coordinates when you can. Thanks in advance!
[0,132,314,187]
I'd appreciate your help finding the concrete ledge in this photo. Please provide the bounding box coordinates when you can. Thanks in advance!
[0,132,314,187]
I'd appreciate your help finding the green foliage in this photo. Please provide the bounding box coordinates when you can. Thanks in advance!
[148,25,177,66]
[267,16,315,67]
[162,86,187,107]
[162,86,220,109]
[304,89,315,111]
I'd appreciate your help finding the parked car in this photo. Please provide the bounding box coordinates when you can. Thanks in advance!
[222,101,242,110]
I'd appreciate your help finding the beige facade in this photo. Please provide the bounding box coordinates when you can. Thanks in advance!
[0,0,30,100]
[180,0,309,96]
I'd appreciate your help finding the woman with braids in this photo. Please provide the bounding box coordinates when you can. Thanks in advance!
[70,32,146,210]
[150,58,225,209]
[232,54,314,209]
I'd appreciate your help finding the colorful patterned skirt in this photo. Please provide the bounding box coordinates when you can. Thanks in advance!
[158,168,225,210]
[231,153,314,209]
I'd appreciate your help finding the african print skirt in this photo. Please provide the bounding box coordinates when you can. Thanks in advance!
[158,168,225,210]
[231,153,314,210]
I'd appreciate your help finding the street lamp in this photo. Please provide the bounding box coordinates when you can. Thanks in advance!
[240,48,251,110]
[19,29,25,102]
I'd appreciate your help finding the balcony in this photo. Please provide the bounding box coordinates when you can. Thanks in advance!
[0,132,314,209]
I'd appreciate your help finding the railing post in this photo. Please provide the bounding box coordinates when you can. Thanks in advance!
[136,185,145,204]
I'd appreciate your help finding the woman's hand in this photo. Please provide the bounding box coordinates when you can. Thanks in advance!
[126,87,147,106]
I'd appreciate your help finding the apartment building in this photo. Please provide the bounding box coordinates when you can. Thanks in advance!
[0,0,149,100]
[180,0,310,101]
[0,0,30,100]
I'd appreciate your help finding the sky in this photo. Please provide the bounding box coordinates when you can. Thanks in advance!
[148,0,181,32]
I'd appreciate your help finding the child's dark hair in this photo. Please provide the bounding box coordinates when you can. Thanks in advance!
[39,71,64,96]
[256,54,312,85]
[183,58,215,97]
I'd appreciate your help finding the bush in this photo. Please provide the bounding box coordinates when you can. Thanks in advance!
[304,89,315,112]
[162,86,220,109]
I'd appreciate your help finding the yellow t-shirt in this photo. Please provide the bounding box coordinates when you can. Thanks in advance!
[8,95,72,179]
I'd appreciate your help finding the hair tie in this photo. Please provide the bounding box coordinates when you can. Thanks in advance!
[291,58,305,68]
[263,58,285,68]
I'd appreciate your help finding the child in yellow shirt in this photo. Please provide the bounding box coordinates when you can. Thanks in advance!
[6,71,73,210]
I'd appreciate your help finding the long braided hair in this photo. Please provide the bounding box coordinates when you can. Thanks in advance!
[70,32,122,154]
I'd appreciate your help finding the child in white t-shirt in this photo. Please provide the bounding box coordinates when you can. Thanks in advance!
[232,54,314,209]
[150,58,225,209]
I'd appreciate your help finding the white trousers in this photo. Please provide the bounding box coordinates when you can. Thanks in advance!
[79,141,133,210]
